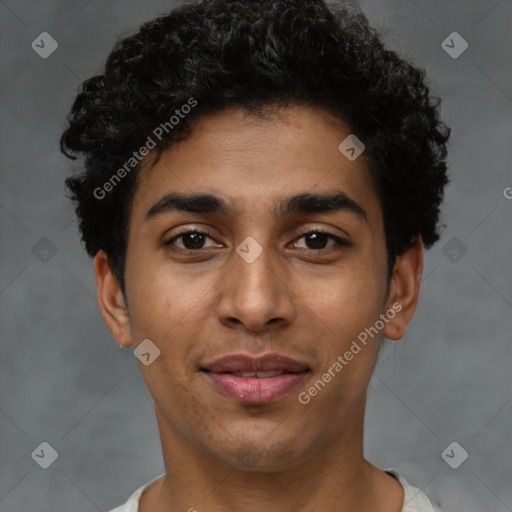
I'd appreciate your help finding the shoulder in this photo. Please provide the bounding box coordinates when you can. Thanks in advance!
[105,474,165,512]
[385,469,436,512]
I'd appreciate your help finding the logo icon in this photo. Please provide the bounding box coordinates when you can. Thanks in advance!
[32,237,58,263]
[442,237,468,263]
[441,441,468,469]
[441,32,468,59]
[134,339,161,366]
[31,32,59,59]
[338,134,365,161]
[32,442,59,469]
[236,237,263,263]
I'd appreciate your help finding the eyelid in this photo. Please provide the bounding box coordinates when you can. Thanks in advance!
[164,227,218,246]
[294,226,350,241]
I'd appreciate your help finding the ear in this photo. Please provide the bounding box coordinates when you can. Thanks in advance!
[94,250,133,347]
[382,237,424,341]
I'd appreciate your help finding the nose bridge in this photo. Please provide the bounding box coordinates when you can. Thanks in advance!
[217,231,295,331]
[235,234,277,289]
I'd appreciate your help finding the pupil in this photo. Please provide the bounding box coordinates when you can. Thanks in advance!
[306,233,327,249]
[184,232,205,249]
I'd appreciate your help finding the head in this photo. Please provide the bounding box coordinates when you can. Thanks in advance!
[60,0,449,471]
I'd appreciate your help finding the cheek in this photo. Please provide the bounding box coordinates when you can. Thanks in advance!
[302,259,386,325]
[126,262,213,351]
[124,262,176,339]
[299,262,386,383]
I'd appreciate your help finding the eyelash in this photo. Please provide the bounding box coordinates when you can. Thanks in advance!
[164,228,350,253]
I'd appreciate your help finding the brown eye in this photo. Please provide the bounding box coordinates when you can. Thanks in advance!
[165,230,220,250]
[293,230,350,251]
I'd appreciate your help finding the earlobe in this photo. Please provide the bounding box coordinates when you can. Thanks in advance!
[94,250,133,347]
[382,238,424,342]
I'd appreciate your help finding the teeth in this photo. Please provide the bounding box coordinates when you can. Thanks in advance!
[256,370,284,378]
[230,370,285,378]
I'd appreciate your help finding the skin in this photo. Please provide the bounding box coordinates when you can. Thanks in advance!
[95,106,423,512]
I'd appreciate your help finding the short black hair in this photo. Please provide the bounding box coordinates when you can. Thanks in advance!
[60,0,450,295]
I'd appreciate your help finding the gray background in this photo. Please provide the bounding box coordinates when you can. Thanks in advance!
[1,0,511,511]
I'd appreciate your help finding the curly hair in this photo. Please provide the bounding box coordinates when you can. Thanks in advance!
[60,0,450,295]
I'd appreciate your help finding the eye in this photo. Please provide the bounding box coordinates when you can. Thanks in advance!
[291,230,350,251]
[164,229,221,250]
[164,228,350,252]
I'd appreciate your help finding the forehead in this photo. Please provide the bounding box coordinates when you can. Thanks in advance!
[131,106,381,224]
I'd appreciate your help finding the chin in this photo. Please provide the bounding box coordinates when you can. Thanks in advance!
[206,432,307,472]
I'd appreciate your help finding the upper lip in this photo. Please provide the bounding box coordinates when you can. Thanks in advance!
[201,353,310,373]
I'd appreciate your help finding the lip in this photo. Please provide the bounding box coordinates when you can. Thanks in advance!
[200,353,310,403]
[201,353,310,373]
[203,371,309,403]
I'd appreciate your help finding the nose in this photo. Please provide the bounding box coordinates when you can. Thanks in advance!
[216,240,296,333]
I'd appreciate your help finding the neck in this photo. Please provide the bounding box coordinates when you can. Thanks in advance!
[140,394,401,512]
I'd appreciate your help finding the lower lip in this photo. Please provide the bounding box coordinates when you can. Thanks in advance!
[203,371,309,403]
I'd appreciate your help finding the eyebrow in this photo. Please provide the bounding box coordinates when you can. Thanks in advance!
[145,191,368,223]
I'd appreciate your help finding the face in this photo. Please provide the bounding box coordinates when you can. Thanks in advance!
[96,105,420,472]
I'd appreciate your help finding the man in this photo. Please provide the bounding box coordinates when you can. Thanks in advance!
[60,0,450,510]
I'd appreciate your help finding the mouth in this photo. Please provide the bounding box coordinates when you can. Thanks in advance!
[200,353,311,403]
[216,370,293,378]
